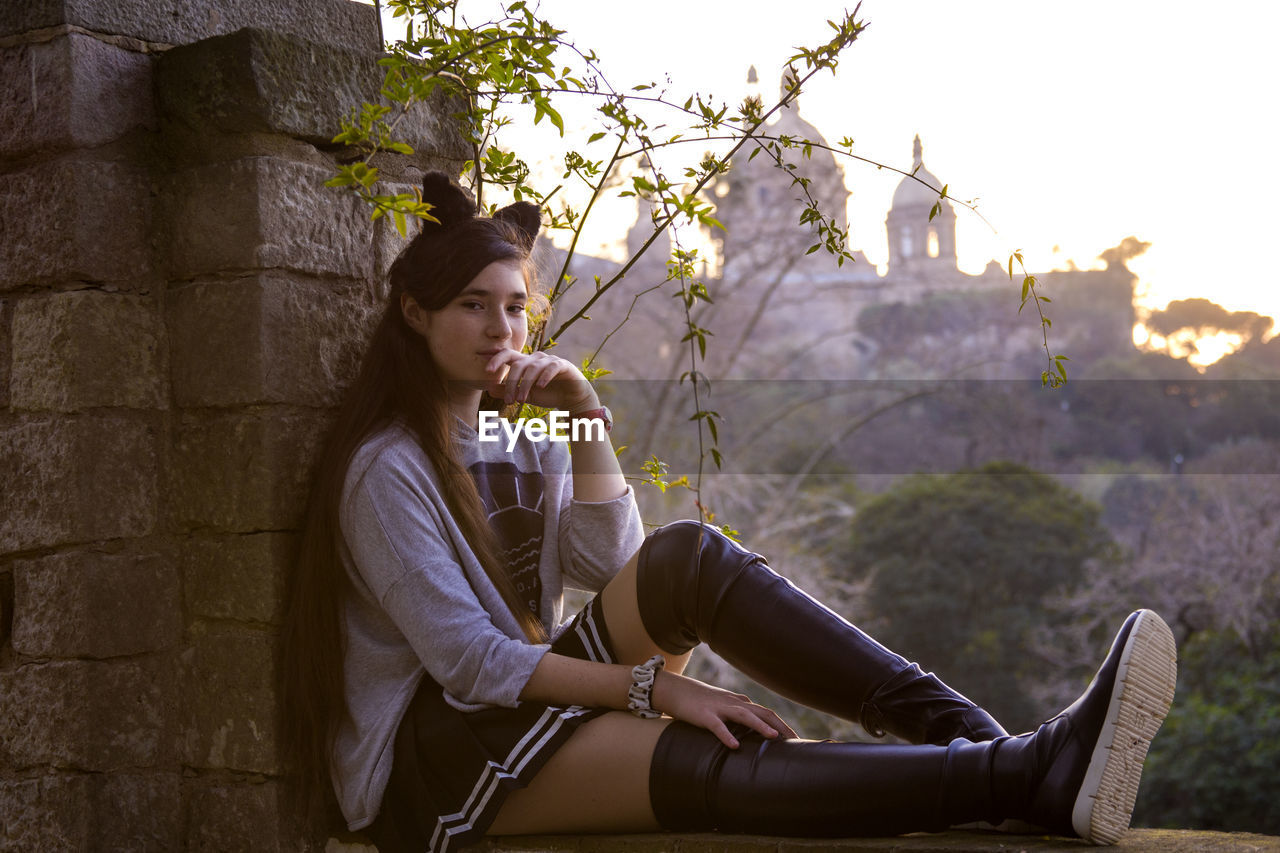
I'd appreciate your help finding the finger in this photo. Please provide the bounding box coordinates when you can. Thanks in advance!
[729,706,779,740]
[512,358,558,402]
[763,709,798,740]
[744,701,796,739]
[533,359,569,388]
[485,363,511,398]
[708,719,741,750]
[501,361,531,404]
[484,348,520,375]
[518,361,559,402]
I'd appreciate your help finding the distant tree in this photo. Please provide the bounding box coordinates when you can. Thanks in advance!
[1143,297,1274,365]
[1133,629,1280,834]
[841,461,1117,732]
[1052,351,1201,464]
[1210,336,1280,378]
[1097,235,1152,269]
[1085,443,1280,653]
[1043,441,1280,833]
[1145,298,1274,345]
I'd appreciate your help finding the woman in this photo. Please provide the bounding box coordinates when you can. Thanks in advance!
[281,172,1177,852]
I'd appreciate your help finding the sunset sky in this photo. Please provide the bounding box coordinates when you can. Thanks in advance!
[372,1,1280,360]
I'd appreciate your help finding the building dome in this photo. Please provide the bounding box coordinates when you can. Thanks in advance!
[891,135,944,209]
[885,134,956,275]
[717,70,850,273]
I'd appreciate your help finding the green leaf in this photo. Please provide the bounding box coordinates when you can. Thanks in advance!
[543,102,565,135]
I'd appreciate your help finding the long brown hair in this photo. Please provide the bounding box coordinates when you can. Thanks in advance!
[280,174,547,814]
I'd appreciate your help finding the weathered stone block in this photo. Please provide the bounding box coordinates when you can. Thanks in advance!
[164,157,373,280]
[0,413,158,552]
[183,532,293,624]
[0,0,379,52]
[0,771,182,852]
[97,772,184,851]
[166,274,376,408]
[0,32,153,161]
[0,570,12,648]
[0,158,150,290]
[9,289,163,411]
[0,657,175,770]
[180,624,277,773]
[185,778,285,852]
[168,408,325,532]
[0,774,90,853]
[0,296,11,409]
[156,27,469,162]
[12,548,181,658]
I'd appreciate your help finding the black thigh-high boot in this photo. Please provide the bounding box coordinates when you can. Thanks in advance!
[649,609,1178,846]
[637,520,1007,744]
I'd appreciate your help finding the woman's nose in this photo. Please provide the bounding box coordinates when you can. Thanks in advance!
[485,310,511,340]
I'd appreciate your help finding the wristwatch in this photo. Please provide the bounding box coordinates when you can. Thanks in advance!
[571,405,613,433]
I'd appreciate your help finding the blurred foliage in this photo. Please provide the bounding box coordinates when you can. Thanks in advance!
[840,460,1117,733]
[1135,629,1280,834]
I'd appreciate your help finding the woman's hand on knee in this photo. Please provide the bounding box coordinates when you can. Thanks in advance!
[652,670,797,749]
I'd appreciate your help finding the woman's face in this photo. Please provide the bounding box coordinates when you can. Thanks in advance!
[409,260,529,390]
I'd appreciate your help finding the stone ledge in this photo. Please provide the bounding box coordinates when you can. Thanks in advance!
[155,25,469,163]
[329,829,1280,853]
[0,31,154,160]
[0,0,379,52]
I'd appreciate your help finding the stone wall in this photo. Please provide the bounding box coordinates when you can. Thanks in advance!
[0,1,466,848]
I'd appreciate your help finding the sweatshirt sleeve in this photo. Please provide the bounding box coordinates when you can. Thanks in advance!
[341,453,549,708]
[551,446,645,592]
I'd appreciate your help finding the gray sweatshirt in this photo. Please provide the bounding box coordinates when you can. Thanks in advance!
[332,418,644,830]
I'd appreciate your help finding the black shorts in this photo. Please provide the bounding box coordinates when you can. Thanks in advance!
[364,594,616,853]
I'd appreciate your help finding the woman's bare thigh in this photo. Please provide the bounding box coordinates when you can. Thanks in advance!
[487,711,672,835]
[600,553,691,674]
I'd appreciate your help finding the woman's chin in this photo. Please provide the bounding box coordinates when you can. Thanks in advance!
[443,377,492,396]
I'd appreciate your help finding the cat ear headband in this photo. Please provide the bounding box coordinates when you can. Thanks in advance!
[420,171,540,249]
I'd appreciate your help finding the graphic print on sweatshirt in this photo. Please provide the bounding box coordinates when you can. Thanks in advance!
[469,460,545,617]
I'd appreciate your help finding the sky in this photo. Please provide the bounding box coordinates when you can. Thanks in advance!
[370,1,1280,359]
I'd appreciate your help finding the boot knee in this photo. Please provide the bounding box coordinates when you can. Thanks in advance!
[635,520,765,655]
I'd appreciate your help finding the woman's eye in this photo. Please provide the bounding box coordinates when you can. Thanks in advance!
[461,301,484,310]
[507,304,527,315]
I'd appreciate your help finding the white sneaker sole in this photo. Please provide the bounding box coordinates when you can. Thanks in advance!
[1071,609,1178,845]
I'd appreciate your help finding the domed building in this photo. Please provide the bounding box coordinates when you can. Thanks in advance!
[714,68,873,290]
[561,68,1138,382]
[885,135,958,279]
